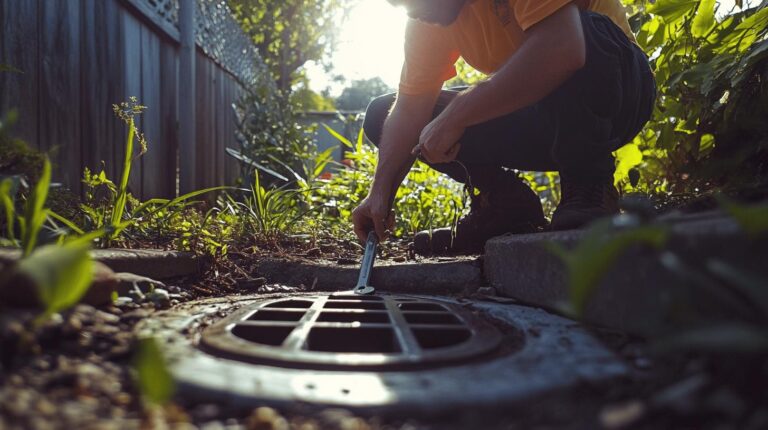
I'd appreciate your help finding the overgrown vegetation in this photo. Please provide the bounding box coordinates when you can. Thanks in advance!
[619,0,768,195]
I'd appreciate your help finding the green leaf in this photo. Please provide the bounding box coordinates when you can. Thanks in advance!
[613,143,644,186]
[718,197,768,235]
[134,337,175,405]
[647,0,699,23]
[46,209,85,235]
[322,123,353,148]
[225,147,289,182]
[706,259,768,318]
[692,0,716,37]
[546,219,668,315]
[19,243,94,317]
[0,63,23,74]
[22,158,51,257]
[0,178,17,243]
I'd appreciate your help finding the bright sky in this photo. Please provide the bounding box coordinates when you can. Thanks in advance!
[307,0,754,96]
[305,1,408,96]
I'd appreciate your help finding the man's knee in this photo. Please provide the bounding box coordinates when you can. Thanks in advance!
[362,93,396,147]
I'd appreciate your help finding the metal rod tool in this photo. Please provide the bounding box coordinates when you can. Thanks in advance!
[354,231,378,295]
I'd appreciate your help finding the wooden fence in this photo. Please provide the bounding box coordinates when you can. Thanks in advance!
[0,0,260,199]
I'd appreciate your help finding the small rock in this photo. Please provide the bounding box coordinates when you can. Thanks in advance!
[146,288,171,309]
[114,272,166,295]
[236,277,267,291]
[126,286,145,302]
[62,316,83,335]
[81,262,119,307]
[600,400,645,429]
[113,297,134,307]
[392,256,406,262]
[247,407,289,430]
[476,286,497,296]
[634,357,653,370]
[167,285,181,293]
[120,309,152,322]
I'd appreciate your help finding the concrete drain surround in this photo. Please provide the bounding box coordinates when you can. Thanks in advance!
[140,293,629,416]
[200,294,502,370]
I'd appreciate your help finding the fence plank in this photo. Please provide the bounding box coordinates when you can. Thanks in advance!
[122,9,143,198]
[104,0,125,183]
[38,0,82,191]
[0,0,39,149]
[215,67,225,186]
[194,51,211,190]
[140,26,164,198]
[2,0,248,198]
[80,0,115,185]
[159,41,179,197]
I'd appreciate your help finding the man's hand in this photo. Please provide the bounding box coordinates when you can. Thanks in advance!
[412,114,465,164]
[351,194,396,243]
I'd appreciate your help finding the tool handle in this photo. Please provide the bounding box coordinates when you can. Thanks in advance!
[355,231,378,289]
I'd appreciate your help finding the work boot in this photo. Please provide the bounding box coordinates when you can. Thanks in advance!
[550,178,620,230]
[413,173,546,255]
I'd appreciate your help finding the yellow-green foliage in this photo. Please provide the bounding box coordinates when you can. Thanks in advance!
[312,127,466,238]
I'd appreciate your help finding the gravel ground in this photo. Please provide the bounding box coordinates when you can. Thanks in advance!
[2,249,767,429]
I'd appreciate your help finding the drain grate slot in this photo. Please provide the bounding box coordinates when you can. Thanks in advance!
[264,299,313,309]
[308,327,400,353]
[398,302,447,312]
[403,312,461,325]
[329,294,383,301]
[202,295,503,369]
[232,325,295,346]
[324,300,386,310]
[248,310,306,322]
[317,311,390,323]
[412,327,472,349]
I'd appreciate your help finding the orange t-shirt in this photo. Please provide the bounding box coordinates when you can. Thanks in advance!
[399,0,636,95]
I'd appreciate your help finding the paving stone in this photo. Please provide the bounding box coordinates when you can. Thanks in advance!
[484,212,768,335]
[255,257,483,294]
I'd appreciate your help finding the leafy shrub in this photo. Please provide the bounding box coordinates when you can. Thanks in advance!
[619,0,768,195]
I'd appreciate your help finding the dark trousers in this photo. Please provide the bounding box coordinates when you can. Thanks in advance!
[363,11,656,190]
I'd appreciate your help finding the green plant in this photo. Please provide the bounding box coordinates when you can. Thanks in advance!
[0,158,53,256]
[547,216,668,315]
[134,337,175,405]
[312,126,467,238]
[617,0,768,195]
[230,170,310,242]
[21,242,94,324]
[0,156,97,322]
[65,98,228,249]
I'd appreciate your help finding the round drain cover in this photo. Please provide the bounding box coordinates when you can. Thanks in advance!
[200,294,503,370]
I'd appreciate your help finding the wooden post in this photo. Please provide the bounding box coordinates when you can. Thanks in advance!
[178,0,196,194]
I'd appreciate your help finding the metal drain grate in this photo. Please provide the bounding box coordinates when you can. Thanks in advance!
[200,294,503,370]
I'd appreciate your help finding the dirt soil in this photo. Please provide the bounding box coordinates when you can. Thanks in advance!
[1,239,767,429]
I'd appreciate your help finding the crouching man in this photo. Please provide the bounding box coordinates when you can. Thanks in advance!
[352,0,655,254]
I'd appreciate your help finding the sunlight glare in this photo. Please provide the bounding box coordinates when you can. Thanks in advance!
[306,0,408,95]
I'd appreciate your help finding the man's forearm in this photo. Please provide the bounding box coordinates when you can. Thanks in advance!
[370,92,439,206]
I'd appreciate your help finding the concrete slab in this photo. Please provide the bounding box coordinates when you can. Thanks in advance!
[255,256,483,294]
[484,212,768,335]
[2,247,202,281]
[91,249,202,280]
